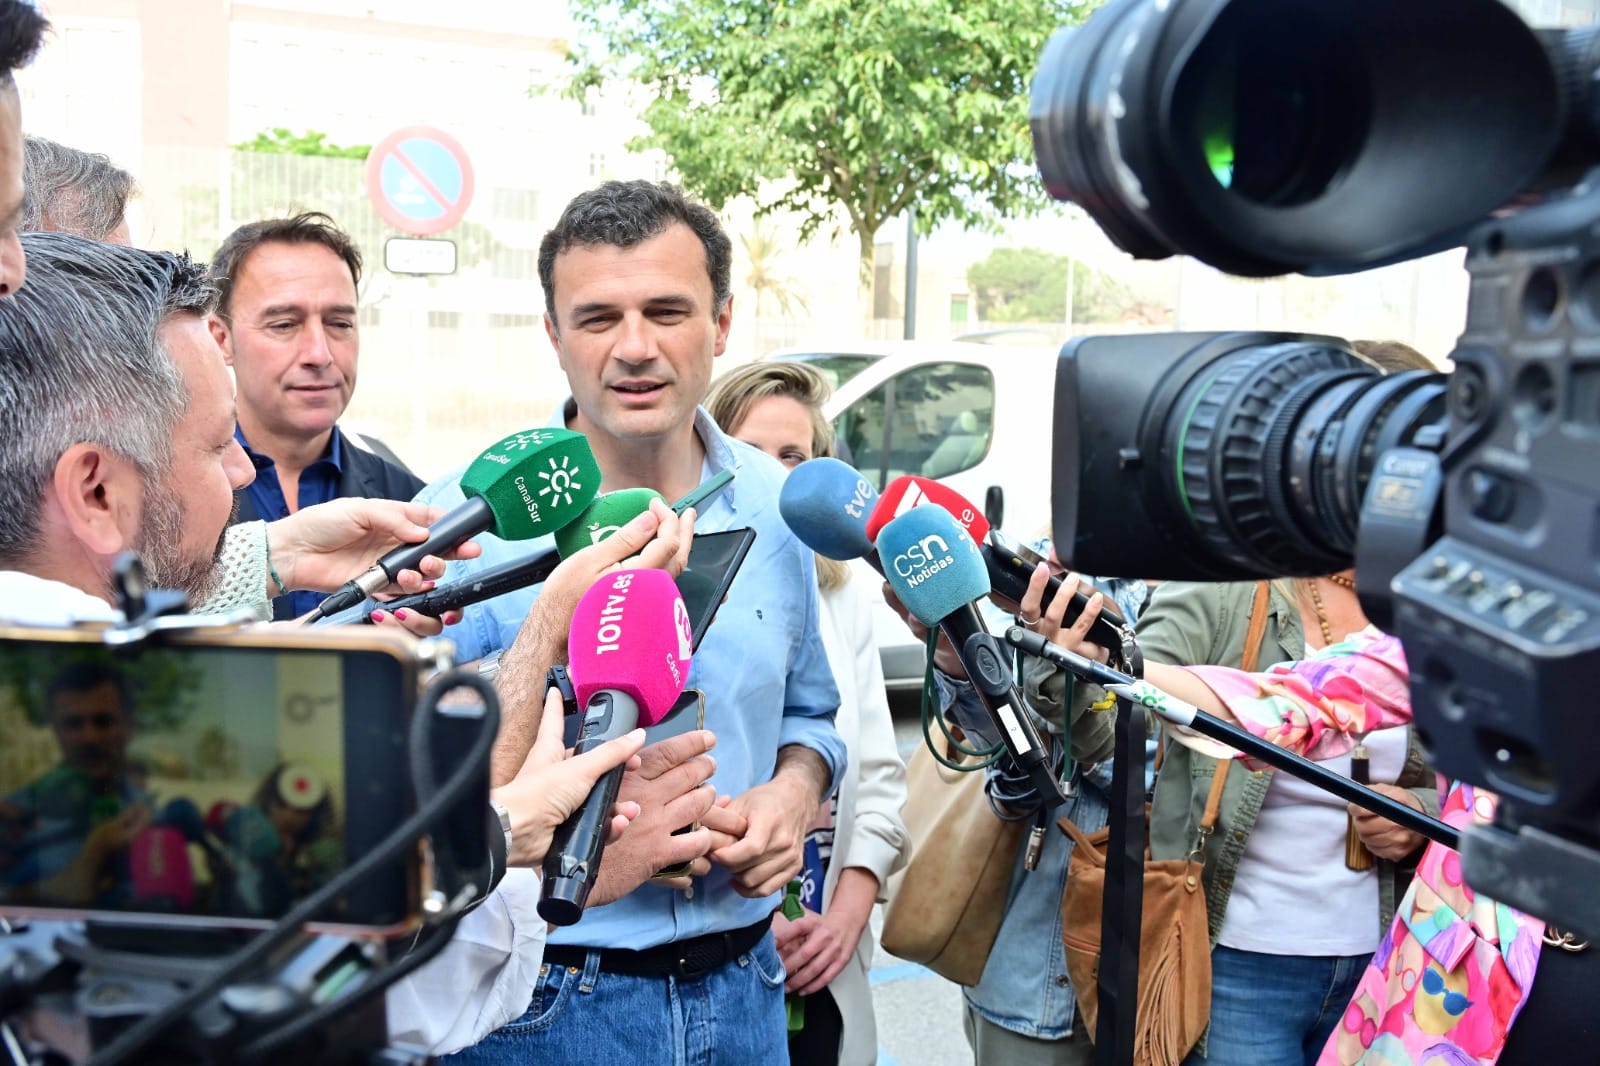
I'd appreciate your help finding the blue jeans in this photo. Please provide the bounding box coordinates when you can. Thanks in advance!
[443,932,789,1066]
[1185,945,1370,1066]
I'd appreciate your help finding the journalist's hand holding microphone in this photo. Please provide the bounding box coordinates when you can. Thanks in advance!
[492,687,648,869]
[1013,561,1112,665]
[492,499,695,786]
[267,498,484,605]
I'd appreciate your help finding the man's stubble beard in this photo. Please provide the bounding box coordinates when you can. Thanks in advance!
[134,478,236,605]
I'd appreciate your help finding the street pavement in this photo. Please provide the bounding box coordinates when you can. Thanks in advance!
[866,710,976,1066]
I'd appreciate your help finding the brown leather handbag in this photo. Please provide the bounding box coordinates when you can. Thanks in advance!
[1056,581,1272,1065]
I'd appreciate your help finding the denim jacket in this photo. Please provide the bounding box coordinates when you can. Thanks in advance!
[934,577,1147,1038]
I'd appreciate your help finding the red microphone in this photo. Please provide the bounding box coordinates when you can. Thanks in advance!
[872,476,1130,647]
[539,568,692,925]
[865,475,991,544]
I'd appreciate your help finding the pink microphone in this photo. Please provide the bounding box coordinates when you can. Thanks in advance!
[129,824,196,911]
[865,475,992,544]
[539,568,692,925]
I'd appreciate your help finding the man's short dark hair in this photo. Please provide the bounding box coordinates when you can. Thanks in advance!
[0,0,46,87]
[21,136,137,240]
[538,181,731,327]
[209,211,363,318]
[44,659,132,722]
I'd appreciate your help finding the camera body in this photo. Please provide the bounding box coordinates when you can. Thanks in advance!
[1032,0,1600,931]
[0,620,432,934]
[1387,190,1600,924]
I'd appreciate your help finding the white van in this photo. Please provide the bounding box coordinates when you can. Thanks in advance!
[765,338,1061,690]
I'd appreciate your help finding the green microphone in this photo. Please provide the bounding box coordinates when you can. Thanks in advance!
[554,487,667,558]
[308,428,601,620]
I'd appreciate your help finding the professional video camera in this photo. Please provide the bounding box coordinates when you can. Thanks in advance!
[1030,0,1600,933]
[0,560,498,1065]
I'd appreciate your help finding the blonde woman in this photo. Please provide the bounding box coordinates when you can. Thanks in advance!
[706,361,910,1066]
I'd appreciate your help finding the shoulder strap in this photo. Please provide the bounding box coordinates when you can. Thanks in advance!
[1199,580,1273,830]
[1239,578,1273,674]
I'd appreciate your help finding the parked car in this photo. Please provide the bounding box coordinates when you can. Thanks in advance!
[764,339,1061,691]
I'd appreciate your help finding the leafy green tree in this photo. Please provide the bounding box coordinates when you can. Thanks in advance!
[234,128,371,159]
[967,245,1140,325]
[564,0,1095,284]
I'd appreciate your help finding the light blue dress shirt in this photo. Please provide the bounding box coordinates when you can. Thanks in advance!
[413,405,844,950]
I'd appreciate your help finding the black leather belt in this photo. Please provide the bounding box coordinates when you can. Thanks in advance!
[542,915,772,979]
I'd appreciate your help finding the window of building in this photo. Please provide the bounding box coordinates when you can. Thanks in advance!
[427,311,460,329]
[492,247,538,279]
[492,188,539,218]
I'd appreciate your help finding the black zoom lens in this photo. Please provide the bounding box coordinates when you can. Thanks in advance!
[1029,0,1562,277]
[1052,333,1447,581]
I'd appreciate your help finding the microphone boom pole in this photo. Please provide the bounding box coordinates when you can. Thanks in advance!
[1003,627,1459,849]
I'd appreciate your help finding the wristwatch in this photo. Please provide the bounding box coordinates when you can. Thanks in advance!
[488,797,514,866]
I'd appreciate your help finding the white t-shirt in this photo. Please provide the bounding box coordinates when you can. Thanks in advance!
[1217,723,1409,956]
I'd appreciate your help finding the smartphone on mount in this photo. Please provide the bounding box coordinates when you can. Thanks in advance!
[0,624,426,935]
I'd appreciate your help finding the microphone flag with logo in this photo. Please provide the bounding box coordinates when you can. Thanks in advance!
[866,475,991,546]
[310,428,601,619]
[779,457,880,563]
[872,476,1131,652]
[539,568,693,924]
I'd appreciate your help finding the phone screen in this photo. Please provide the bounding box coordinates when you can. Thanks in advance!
[675,527,757,652]
[0,636,415,930]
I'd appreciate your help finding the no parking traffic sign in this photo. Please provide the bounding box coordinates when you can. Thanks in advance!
[364,126,475,237]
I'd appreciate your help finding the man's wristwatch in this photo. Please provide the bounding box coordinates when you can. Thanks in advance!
[488,797,514,867]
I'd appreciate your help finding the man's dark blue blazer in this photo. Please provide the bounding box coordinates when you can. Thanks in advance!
[233,435,425,621]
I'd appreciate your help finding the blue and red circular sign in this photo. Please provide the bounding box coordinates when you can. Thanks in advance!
[364,126,475,236]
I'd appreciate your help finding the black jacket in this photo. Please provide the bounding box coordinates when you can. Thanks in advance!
[233,433,426,621]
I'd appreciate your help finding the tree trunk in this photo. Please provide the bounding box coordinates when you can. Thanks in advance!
[857,227,876,330]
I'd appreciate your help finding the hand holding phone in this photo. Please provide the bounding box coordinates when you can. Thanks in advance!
[588,725,722,906]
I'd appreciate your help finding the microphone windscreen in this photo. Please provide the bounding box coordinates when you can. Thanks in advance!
[553,487,666,559]
[878,505,990,626]
[130,825,195,909]
[867,475,992,544]
[459,428,603,541]
[567,568,691,726]
[223,805,283,864]
[779,458,877,560]
[160,797,209,844]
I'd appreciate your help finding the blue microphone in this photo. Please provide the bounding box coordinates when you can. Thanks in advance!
[778,458,881,570]
[878,505,1065,805]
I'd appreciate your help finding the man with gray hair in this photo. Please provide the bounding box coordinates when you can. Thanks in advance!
[20,135,136,244]
[0,231,253,616]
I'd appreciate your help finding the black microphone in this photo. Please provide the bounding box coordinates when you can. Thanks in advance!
[877,505,1067,806]
[307,428,600,621]
[981,529,1131,651]
[312,544,562,626]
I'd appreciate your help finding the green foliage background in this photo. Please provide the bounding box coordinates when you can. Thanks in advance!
[564,0,1096,280]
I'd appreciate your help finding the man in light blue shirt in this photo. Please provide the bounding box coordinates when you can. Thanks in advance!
[430,181,843,1066]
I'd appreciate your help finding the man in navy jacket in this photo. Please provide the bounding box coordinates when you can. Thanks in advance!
[209,212,423,618]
